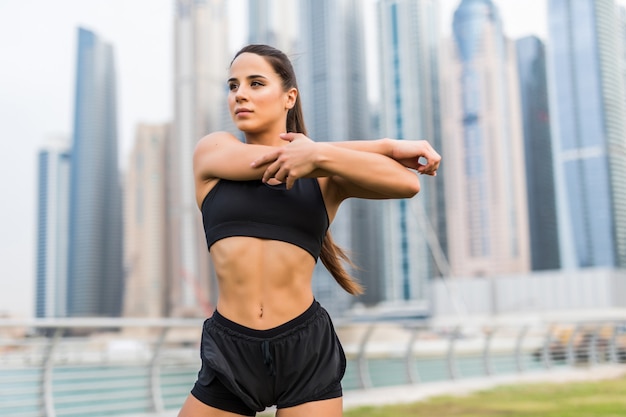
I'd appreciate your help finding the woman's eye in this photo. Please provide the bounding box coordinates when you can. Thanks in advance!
[228,83,238,91]
[251,81,263,87]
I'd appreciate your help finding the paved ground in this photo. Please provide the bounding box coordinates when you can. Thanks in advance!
[134,364,626,417]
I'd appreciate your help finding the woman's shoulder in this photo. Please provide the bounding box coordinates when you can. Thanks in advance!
[196,131,242,149]
[194,132,246,166]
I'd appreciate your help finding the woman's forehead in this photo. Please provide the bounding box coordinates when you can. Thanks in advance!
[229,53,275,78]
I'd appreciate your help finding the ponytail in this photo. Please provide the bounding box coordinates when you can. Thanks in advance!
[233,44,363,295]
[320,232,364,295]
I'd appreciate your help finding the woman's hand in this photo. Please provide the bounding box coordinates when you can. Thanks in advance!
[250,132,320,189]
[390,139,441,176]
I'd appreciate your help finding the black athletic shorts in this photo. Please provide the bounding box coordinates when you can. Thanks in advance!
[190,300,346,416]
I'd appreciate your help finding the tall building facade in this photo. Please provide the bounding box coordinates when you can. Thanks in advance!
[170,0,231,316]
[123,124,173,318]
[35,138,71,318]
[441,0,530,277]
[516,36,560,271]
[248,0,298,54]
[296,0,371,312]
[621,6,626,108]
[67,28,124,317]
[377,0,445,304]
[547,0,626,268]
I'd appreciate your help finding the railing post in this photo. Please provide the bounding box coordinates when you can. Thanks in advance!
[405,327,420,384]
[514,325,528,373]
[541,326,553,370]
[446,326,460,380]
[43,328,62,417]
[150,327,169,413]
[483,327,495,376]
[609,323,619,364]
[566,324,580,367]
[589,325,601,366]
[356,324,375,389]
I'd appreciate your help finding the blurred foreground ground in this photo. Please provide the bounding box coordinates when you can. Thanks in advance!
[343,365,626,417]
[341,364,626,411]
[136,364,626,416]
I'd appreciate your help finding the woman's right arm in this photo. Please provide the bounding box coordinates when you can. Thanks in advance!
[193,132,275,206]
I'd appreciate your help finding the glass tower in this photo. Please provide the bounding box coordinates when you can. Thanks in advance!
[171,0,230,316]
[377,0,444,304]
[442,0,530,277]
[36,139,71,318]
[247,0,298,54]
[123,124,171,318]
[67,28,123,317]
[296,0,370,313]
[516,36,560,271]
[548,0,626,268]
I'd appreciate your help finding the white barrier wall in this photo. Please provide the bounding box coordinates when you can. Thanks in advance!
[431,268,626,317]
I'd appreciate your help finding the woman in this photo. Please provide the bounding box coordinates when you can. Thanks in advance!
[179,44,440,417]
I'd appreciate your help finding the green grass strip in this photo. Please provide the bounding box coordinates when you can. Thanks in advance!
[344,376,626,417]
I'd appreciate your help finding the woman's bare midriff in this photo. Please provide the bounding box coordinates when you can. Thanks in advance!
[209,236,317,330]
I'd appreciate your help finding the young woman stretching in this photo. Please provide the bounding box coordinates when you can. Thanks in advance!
[178,44,441,417]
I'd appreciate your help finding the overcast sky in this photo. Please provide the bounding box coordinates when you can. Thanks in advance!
[0,0,551,318]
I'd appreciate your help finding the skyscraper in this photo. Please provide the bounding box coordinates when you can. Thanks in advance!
[248,0,298,53]
[170,0,231,316]
[441,0,530,277]
[516,36,560,271]
[36,137,71,318]
[123,124,172,318]
[377,0,445,304]
[620,6,626,107]
[296,0,370,312]
[547,0,626,268]
[620,5,626,264]
[67,28,123,317]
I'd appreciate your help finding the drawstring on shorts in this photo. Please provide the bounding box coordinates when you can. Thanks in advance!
[261,340,276,376]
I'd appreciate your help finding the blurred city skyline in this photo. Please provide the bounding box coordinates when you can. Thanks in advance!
[0,0,585,317]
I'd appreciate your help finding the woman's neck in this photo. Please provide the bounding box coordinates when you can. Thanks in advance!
[244,130,286,147]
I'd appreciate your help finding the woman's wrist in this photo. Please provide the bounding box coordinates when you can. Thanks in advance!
[380,138,397,159]
[313,142,333,169]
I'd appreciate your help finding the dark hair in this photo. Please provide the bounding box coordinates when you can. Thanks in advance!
[231,44,363,295]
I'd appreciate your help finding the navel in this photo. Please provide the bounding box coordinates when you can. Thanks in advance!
[259,304,264,318]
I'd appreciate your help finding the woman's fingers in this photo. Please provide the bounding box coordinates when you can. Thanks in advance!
[251,149,280,168]
[392,139,441,174]
[418,147,441,174]
[255,133,316,185]
[250,133,302,168]
[285,175,298,189]
[262,160,282,182]
[279,132,299,141]
[271,166,297,188]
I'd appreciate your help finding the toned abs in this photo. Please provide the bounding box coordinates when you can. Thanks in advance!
[210,236,316,329]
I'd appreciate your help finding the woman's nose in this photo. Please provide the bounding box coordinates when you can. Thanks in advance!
[235,86,248,102]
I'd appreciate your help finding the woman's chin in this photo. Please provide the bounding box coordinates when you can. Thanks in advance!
[233,120,256,132]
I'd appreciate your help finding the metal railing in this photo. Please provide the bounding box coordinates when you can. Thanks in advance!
[1,316,625,417]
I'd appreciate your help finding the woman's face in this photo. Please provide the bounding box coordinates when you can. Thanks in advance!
[227,52,296,135]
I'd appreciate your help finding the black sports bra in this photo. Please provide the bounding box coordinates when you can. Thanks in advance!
[201,178,329,260]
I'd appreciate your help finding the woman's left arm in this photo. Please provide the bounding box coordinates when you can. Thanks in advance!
[328,138,441,176]
[250,133,421,200]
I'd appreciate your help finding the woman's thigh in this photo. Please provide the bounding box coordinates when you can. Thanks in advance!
[275,397,342,417]
[178,394,251,417]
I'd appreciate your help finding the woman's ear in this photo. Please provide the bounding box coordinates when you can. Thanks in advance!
[285,87,297,110]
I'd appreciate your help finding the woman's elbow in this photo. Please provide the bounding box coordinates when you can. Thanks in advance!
[396,176,420,198]
[407,177,421,197]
